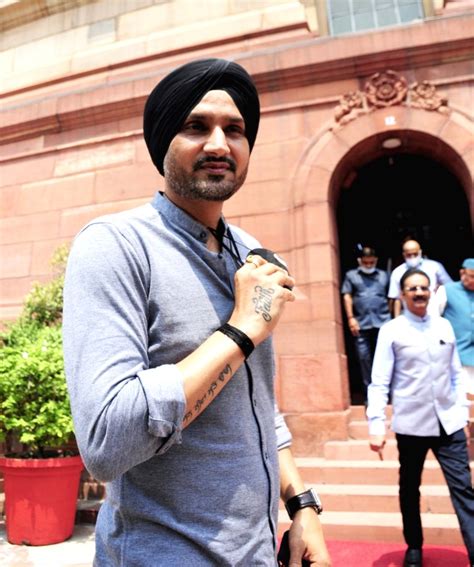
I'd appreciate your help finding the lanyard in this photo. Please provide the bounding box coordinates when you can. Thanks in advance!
[207,219,248,269]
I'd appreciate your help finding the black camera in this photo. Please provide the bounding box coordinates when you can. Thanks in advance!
[246,248,293,290]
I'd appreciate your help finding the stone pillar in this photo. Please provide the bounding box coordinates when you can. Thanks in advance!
[274,203,351,456]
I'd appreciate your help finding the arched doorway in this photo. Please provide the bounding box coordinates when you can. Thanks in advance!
[286,97,473,452]
[336,151,472,401]
[337,153,472,278]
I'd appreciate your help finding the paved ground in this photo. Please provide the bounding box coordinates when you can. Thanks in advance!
[0,521,95,567]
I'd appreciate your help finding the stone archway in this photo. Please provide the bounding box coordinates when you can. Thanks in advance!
[283,71,473,454]
[293,72,473,209]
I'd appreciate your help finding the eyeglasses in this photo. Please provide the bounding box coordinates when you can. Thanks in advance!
[404,285,429,293]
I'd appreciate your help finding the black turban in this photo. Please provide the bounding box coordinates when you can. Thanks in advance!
[143,58,260,175]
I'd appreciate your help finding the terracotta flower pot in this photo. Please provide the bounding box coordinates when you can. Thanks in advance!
[0,455,83,546]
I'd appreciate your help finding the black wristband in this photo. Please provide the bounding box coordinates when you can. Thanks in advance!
[218,323,255,359]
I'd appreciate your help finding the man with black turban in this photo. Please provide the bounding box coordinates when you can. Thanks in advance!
[143,58,260,177]
[63,58,330,567]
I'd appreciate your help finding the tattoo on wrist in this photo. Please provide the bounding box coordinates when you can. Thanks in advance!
[253,285,274,322]
[184,364,233,424]
[194,393,207,413]
[218,364,232,382]
[208,381,218,397]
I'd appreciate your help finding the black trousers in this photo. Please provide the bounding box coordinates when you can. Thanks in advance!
[353,327,379,398]
[396,427,474,561]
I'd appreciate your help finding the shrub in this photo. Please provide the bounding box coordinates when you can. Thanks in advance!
[0,244,74,458]
[21,244,68,327]
[0,325,74,456]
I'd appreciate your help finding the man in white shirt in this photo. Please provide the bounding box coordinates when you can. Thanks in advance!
[367,268,473,567]
[388,238,452,317]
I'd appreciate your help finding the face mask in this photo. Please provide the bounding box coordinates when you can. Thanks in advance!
[357,259,377,274]
[359,265,376,274]
[405,253,422,268]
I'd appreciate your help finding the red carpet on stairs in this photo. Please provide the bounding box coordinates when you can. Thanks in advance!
[325,540,469,567]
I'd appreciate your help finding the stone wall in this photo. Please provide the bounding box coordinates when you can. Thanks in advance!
[1,0,473,454]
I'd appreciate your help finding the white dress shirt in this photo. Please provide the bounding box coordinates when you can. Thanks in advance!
[367,310,468,436]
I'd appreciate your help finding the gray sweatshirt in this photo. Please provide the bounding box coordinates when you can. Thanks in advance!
[62,192,292,566]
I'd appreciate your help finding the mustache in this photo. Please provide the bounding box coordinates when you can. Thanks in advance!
[193,156,236,172]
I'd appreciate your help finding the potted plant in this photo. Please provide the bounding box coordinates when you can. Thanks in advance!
[0,246,83,546]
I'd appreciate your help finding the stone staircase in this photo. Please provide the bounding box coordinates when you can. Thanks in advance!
[3,404,470,548]
[278,405,473,546]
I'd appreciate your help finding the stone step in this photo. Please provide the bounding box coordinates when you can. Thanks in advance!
[76,484,457,528]
[325,439,431,461]
[350,403,474,422]
[277,510,463,546]
[348,420,395,440]
[76,498,103,524]
[350,404,393,421]
[278,483,454,514]
[294,457,473,485]
[348,420,474,458]
[349,404,367,421]
[350,423,474,443]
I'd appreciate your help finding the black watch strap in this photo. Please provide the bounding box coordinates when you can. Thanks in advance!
[285,488,323,519]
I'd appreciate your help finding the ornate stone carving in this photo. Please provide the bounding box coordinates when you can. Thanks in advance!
[334,91,365,122]
[409,80,449,111]
[333,70,449,123]
[365,70,408,108]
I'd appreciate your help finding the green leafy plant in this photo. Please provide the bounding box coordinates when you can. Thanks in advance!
[22,244,68,326]
[0,244,75,458]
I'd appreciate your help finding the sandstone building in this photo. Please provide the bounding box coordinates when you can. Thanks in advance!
[1,0,473,455]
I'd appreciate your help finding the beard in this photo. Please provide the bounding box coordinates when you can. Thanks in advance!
[163,151,248,202]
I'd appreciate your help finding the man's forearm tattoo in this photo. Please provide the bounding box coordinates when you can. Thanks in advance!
[194,393,207,413]
[208,381,218,397]
[183,364,233,425]
[253,285,274,321]
[218,363,232,382]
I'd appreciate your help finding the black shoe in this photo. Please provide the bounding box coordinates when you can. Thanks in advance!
[403,548,422,567]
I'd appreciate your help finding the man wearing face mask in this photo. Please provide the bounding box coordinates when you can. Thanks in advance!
[341,246,391,401]
[388,238,452,317]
